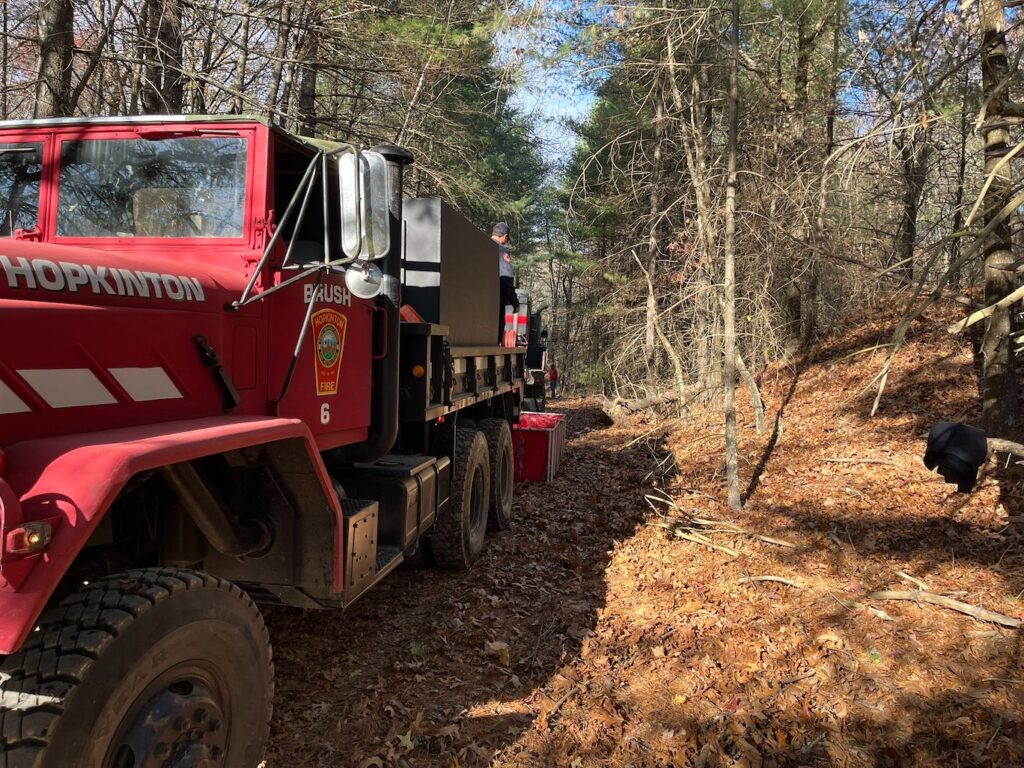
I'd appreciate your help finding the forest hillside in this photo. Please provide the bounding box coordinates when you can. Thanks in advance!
[265,296,1024,767]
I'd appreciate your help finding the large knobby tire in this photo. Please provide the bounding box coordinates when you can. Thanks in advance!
[0,568,273,768]
[432,428,490,569]
[480,418,514,531]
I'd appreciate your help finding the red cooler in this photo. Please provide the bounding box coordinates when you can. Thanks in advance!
[513,412,566,482]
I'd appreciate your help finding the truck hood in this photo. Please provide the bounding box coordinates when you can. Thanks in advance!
[0,239,248,312]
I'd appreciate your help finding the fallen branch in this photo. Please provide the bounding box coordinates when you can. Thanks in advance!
[674,530,739,557]
[866,604,896,621]
[988,438,1024,460]
[602,382,713,424]
[602,392,679,427]
[831,592,895,621]
[656,515,792,553]
[948,283,1024,334]
[868,590,1021,628]
[626,426,670,448]
[739,575,802,587]
[896,571,930,590]
[823,457,897,466]
[612,390,681,413]
[542,683,580,729]
[691,518,795,548]
[748,533,796,547]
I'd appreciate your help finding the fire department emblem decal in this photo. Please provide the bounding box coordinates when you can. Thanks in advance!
[311,308,347,396]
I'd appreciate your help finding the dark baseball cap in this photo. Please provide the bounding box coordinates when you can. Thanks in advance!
[492,222,510,236]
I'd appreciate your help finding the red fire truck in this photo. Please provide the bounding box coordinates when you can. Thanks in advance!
[0,115,524,767]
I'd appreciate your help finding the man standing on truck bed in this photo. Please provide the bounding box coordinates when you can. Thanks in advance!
[492,221,519,343]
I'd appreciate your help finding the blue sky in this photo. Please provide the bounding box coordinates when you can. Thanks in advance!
[510,58,596,165]
[495,3,598,167]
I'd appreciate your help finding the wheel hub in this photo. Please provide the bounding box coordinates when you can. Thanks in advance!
[110,678,227,768]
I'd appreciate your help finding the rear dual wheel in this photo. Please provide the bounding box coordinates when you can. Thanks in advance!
[431,427,490,569]
[480,418,514,531]
[0,568,273,768]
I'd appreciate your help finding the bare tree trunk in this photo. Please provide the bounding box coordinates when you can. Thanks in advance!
[645,88,665,382]
[895,130,930,281]
[161,0,183,112]
[790,13,827,351]
[397,53,433,145]
[192,23,214,113]
[949,68,970,287]
[544,208,562,365]
[724,0,741,511]
[978,0,1018,434]
[783,282,801,355]
[69,0,126,116]
[35,0,75,117]
[634,251,687,410]
[140,0,160,114]
[792,15,810,143]
[231,0,251,113]
[296,30,318,135]
[825,22,839,156]
[281,58,297,129]
[670,52,718,390]
[267,2,291,119]
[798,259,818,349]
[140,0,183,113]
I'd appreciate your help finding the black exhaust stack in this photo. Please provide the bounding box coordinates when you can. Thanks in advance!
[330,144,413,464]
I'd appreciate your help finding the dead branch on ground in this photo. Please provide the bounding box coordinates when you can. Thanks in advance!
[868,590,1021,628]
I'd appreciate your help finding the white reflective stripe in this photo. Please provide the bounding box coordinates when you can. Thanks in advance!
[109,367,182,402]
[18,368,117,408]
[0,379,30,414]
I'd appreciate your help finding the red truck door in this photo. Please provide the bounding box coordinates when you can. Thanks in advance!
[266,268,374,450]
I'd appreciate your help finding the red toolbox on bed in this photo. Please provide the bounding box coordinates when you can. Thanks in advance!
[513,412,566,482]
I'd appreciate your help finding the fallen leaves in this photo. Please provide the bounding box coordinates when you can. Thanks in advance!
[263,303,1024,767]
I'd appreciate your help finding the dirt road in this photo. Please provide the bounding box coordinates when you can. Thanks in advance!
[265,402,650,767]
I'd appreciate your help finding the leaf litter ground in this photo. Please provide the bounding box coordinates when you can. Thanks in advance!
[265,300,1024,767]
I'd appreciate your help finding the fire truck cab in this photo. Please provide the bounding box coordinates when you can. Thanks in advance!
[0,115,523,767]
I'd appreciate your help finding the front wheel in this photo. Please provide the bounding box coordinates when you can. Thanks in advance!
[0,568,273,768]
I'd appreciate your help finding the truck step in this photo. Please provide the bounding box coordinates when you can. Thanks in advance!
[376,545,403,577]
[341,499,406,605]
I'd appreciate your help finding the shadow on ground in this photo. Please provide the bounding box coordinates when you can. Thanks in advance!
[264,402,661,766]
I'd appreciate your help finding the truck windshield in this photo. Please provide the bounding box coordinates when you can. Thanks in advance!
[57,136,248,238]
[0,142,42,236]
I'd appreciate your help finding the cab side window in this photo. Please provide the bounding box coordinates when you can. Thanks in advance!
[0,143,43,236]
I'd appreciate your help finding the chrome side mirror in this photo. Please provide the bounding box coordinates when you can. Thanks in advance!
[337,149,390,263]
[360,151,390,260]
[337,147,362,260]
